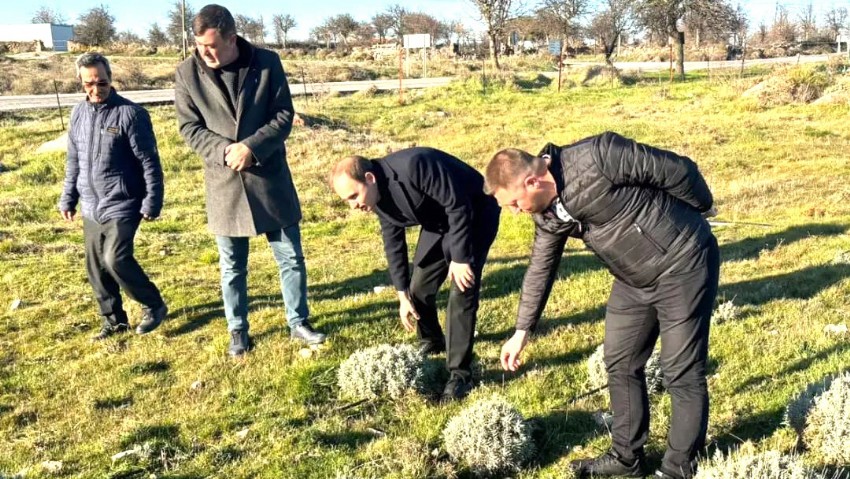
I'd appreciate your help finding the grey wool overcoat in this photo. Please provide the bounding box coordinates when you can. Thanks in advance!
[175,36,301,237]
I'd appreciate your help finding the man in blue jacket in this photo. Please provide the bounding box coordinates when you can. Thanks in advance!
[486,133,719,479]
[330,148,500,401]
[59,52,167,341]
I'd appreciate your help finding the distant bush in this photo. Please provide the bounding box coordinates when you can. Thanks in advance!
[443,395,535,476]
[337,343,424,400]
[694,445,827,479]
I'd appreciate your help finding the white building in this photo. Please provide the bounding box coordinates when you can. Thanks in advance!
[0,23,74,52]
[839,29,850,54]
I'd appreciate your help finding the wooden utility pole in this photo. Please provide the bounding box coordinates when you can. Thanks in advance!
[181,0,187,60]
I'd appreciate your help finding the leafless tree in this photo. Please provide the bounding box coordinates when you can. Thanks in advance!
[31,6,66,24]
[372,13,394,43]
[798,1,816,41]
[327,14,358,46]
[638,0,737,80]
[588,0,635,64]
[824,7,848,39]
[386,4,409,39]
[272,14,296,48]
[540,0,589,52]
[469,0,516,68]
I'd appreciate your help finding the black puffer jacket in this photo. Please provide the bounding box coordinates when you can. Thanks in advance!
[516,132,714,331]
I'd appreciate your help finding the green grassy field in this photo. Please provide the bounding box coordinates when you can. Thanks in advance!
[1,68,849,478]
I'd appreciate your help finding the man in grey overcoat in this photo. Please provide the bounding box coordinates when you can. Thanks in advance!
[175,4,325,357]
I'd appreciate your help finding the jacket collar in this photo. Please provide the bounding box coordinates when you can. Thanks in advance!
[86,87,120,109]
[374,159,418,224]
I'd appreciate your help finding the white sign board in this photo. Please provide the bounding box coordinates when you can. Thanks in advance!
[403,34,431,49]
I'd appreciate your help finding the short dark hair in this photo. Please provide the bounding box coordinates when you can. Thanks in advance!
[75,52,112,81]
[484,148,547,194]
[193,4,236,37]
[329,155,374,188]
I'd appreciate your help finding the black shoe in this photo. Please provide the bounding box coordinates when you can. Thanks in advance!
[92,322,129,341]
[440,375,474,402]
[229,329,251,357]
[136,303,168,335]
[570,450,647,478]
[92,312,130,341]
[290,322,326,345]
[419,340,446,356]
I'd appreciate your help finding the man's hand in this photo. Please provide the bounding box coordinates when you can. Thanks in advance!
[224,143,254,171]
[397,290,420,333]
[702,206,718,219]
[500,330,529,371]
[142,214,157,221]
[448,261,474,292]
[60,210,75,221]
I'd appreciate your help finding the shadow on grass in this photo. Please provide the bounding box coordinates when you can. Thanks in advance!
[314,430,378,449]
[720,223,847,263]
[528,409,599,469]
[94,395,134,410]
[129,360,170,375]
[720,263,850,306]
[120,423,180,448]
[711,405,786,449]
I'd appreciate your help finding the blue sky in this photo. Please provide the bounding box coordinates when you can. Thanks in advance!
[2,1,843,41]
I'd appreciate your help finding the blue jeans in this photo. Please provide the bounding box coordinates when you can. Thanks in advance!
[215,224,309,332]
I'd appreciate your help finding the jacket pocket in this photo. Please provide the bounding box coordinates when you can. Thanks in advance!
[634,223,667,254]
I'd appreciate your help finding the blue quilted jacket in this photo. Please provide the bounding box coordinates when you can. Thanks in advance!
[59,90,164,222]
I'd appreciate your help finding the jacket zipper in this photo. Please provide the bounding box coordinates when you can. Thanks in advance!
[634,224,667,254]
[87,105,100,222]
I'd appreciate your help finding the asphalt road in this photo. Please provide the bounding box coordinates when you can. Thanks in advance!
[0,54,836,112]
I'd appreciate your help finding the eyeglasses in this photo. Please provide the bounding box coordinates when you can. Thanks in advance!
[82,80,110,88]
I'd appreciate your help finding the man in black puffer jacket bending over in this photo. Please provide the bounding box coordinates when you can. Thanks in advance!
[485,132,719,479]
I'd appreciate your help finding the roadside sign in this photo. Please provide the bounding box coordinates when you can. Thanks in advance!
[403,34,431,49]
[548,40,561,55]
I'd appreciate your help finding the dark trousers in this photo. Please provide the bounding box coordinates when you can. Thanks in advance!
[603,237,720,477]
[409,210,499,380]
[83,216,163,324]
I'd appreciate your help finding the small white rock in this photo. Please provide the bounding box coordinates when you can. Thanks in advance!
[111,446,141,462]
[10,299,22,311]
[824,323,848,335]
[298,348,313,359]
[40,460,63,473]
[372,285,388,294]
[236,428,249,440]
[190,380,204,390]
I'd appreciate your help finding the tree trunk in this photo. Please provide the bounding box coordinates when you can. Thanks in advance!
[489,33,501,69]
[283,34,287,49]
[676,31,685,80]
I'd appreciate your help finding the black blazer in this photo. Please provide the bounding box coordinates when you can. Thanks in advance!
[372,147,499,291]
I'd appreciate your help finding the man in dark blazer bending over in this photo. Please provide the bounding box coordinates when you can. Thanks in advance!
[485,132,719,479]
[330,148,500,401]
